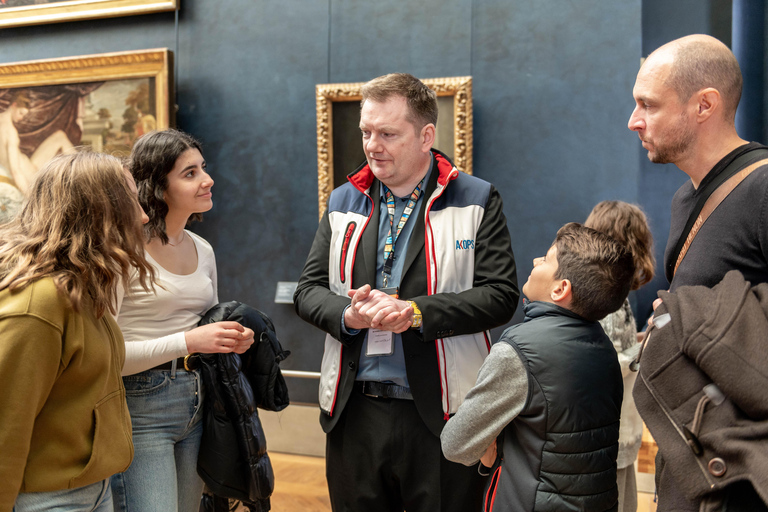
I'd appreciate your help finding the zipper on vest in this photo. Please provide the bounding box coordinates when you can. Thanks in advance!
[339,221,357,284]
[484,464,502,512]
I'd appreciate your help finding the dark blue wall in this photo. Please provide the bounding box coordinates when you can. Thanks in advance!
[2,0,643,403]
[733,0,766,144]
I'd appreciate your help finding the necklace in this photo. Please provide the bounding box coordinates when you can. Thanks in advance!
[167,231,186,247]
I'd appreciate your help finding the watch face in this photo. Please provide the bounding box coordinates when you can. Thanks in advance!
[407,301,422,328]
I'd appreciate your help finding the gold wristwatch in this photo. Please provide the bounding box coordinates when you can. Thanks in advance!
[407,300,423,329]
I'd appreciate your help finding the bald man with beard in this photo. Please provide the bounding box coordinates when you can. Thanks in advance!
[629,35,768,511]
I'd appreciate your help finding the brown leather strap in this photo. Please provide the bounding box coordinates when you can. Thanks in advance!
[150,357,188,371]
[674,158,768,276]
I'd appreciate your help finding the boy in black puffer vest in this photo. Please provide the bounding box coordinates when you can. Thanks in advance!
[441,223,633,512]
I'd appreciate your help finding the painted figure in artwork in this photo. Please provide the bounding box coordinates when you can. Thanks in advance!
[0,90,75,194]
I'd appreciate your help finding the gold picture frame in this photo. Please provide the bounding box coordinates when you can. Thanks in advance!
[0,49,173,221]
[0,48,173,129]
[0,0,178,28]
[315,76,473,218]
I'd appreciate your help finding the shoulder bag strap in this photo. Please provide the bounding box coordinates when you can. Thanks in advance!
[671,153,768,278]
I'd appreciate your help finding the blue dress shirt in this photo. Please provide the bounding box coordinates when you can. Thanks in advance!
[352,161,433,388]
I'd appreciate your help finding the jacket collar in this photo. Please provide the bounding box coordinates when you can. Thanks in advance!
[522,299,591,323]
[347,148,459,195]
[357,150,453,288]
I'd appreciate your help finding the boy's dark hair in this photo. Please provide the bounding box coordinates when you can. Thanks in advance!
[553,222,634,321]
[129,129,203,244]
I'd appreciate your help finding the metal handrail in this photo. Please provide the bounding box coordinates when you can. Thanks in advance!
[282,370,321,379]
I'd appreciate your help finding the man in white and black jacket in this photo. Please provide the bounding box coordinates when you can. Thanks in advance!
[294,73,518,512]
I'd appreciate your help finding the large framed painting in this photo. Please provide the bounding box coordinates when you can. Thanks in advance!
[0,48,173,222]
[0,0,178,29]
[315,76,473,218]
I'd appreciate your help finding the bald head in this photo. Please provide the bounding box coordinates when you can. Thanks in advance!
[645,34,742,123]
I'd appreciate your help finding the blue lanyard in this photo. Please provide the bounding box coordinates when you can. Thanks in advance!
[381,178,424,287]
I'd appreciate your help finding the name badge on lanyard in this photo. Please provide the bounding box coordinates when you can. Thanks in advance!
[366,286,398,357]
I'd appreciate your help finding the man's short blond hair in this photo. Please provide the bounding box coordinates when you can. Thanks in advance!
[361,73,438,131]
[665,36,743,123]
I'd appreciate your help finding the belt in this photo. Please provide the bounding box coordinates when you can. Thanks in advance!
[151,357,189,371]
[356,381,413,400]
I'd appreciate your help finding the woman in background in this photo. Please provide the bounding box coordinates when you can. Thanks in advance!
[585,200,655,512]
[0,151,153,511]
[111,130,253,512]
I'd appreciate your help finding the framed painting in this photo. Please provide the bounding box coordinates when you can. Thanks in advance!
[0,48,173,222]
[0,0,178,29]
[315,75,473,218]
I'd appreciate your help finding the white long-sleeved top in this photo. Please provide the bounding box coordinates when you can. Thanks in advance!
[116,230,218,376]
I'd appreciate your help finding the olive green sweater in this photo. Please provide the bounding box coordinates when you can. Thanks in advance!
[0,278,133,510]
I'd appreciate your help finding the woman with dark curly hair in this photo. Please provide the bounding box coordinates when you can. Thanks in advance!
[110,130,254,512]
[0,151,154,511]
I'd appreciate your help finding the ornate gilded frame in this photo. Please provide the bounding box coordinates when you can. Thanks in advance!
[0,0,178,28]
[315,76,473,218]
[0,48,174,129]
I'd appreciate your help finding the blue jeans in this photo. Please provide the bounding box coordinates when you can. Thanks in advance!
[14,478,113,512]
[111,368,204,512]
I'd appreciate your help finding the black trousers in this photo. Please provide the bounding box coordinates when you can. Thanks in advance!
[326,388,485,512]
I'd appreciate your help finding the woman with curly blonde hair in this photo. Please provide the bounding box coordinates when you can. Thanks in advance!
[0,151,154,512]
